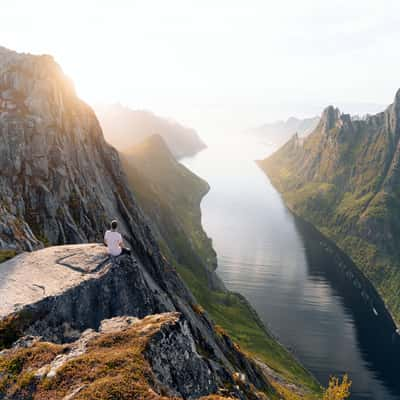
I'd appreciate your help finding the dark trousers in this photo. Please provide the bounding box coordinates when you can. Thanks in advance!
[120,247,131,256]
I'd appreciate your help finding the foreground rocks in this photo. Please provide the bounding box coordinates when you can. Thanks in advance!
[0,313,240,399]
[0,245,272,399]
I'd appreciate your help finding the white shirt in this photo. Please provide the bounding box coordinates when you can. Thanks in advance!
[104,230,123,256]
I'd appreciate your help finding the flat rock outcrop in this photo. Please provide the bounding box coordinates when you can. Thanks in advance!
[0,244,109,318]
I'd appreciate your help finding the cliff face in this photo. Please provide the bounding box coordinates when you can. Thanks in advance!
[258,89,400,323]
[95,104,206,159]
[0,47,154,259]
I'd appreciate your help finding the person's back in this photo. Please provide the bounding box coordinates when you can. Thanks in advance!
[104,220,123,256]
[104,220,131,257]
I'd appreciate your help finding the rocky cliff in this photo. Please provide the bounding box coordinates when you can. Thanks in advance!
[258,89,400,324]
[0,46,154,261]
[95,104,206,159]
[0,245,272,399]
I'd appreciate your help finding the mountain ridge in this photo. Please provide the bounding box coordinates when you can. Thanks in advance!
[95,103,206,159]
[258,88,400,324]
[247,116,319,147]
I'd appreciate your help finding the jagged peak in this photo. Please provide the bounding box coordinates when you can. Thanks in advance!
[395,88,400,103]
[320,105,342,132]
[143,133,169,148]
[385,88,400,133]
[0,45,18,56]
[125,134,176,164]
[393,88,400,116]
[0,45,56,70]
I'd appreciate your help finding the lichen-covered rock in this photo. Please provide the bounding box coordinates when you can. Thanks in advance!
[0,313,232,399]
[145,314,219,398]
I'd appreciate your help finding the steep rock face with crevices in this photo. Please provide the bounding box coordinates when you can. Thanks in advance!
[258,89,400,322]
[0,46,151,256]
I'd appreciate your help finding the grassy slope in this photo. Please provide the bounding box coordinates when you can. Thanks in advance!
[121,135,321,397]
[258,110,400,325]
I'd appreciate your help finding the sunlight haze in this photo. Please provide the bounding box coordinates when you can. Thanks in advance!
[2,0,400,138]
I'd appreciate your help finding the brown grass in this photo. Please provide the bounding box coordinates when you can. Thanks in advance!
[0,313,235,400]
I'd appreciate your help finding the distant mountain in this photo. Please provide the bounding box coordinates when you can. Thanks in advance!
[248,116,319,147]
[258,89,400,323]
[95,104,206,159]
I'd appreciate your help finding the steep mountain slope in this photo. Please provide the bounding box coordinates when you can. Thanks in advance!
[249,116,319,147]
[120,135,321,395]
[0,46,151,259]
[95,104,206,158]
[0,47,320,399]
[121,134,221,289]
[258,89,400,323]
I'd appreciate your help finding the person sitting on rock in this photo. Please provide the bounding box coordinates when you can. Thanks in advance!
[104,220,131,256]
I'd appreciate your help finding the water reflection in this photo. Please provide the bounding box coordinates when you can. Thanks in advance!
[294,218,400,396]
[182,138,400,400]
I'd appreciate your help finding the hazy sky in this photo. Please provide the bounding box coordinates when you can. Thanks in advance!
[2,0,400,137]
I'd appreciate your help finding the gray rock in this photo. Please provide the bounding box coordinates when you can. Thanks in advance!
[0,46,156,262]
[145,315,219,398]
[0,244,271,399]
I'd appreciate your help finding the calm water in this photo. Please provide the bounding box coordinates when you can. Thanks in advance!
[182,137,400,400]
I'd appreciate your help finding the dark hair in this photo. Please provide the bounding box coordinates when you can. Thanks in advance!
[111,220,118,230]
